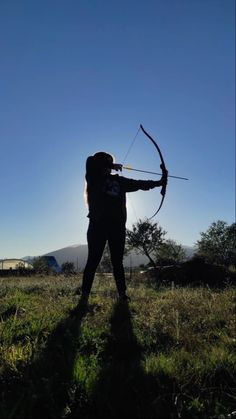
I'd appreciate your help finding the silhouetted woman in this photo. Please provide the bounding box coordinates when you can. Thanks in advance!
[81,151,166,302]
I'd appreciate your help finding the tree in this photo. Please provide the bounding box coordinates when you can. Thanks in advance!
[61,261,76,276]
[155,239,186,266]
[126,219,166,269]
[196,220,236,267]
[32,257,51,275]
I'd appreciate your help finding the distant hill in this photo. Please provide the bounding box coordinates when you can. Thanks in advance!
[23,244,194,271]
[43,244,149,271]
[43,244,194,271]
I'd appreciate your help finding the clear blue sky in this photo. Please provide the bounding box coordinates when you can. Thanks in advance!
[0,0,235,259]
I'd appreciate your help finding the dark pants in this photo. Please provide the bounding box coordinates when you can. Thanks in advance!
[82,218,126,295]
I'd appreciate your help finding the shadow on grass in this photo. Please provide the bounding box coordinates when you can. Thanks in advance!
[0,299,88,418]
[72,301,179,419]
[1,300,181,418]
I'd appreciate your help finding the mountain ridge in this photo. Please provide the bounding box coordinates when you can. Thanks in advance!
[24,244,194,271]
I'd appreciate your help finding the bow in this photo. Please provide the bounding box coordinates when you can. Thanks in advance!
[139,124,168,218]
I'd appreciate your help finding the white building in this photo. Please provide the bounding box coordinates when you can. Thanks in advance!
[0,259,33,270]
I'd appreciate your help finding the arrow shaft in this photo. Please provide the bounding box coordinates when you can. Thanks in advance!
[122,166,188,180]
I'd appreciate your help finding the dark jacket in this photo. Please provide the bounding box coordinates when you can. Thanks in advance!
[86,174,158,222]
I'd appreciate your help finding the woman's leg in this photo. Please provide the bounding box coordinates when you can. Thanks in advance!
[82,220,107,295]
[108,220,127,296]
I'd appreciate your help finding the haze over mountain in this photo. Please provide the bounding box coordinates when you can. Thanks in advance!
[40,243,194,271]
[43,244,148,271]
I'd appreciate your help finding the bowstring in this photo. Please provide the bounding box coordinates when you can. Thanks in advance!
[122,126,141,165]
[122,126,141,223]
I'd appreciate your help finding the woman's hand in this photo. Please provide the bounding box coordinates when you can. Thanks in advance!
[161,171,168,185]
[154,174,168,187]
[111,163,122,172]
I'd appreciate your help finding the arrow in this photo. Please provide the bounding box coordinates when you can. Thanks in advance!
[122,165,188,181]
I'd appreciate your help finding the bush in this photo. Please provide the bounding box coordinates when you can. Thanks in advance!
[155,259,236,288]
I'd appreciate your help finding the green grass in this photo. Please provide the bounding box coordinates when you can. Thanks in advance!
[0,274,235,418]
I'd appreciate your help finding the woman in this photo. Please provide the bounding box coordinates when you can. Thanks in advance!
[81,151,166,303]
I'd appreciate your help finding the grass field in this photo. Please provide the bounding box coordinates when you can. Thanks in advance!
[0,274,235,418]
